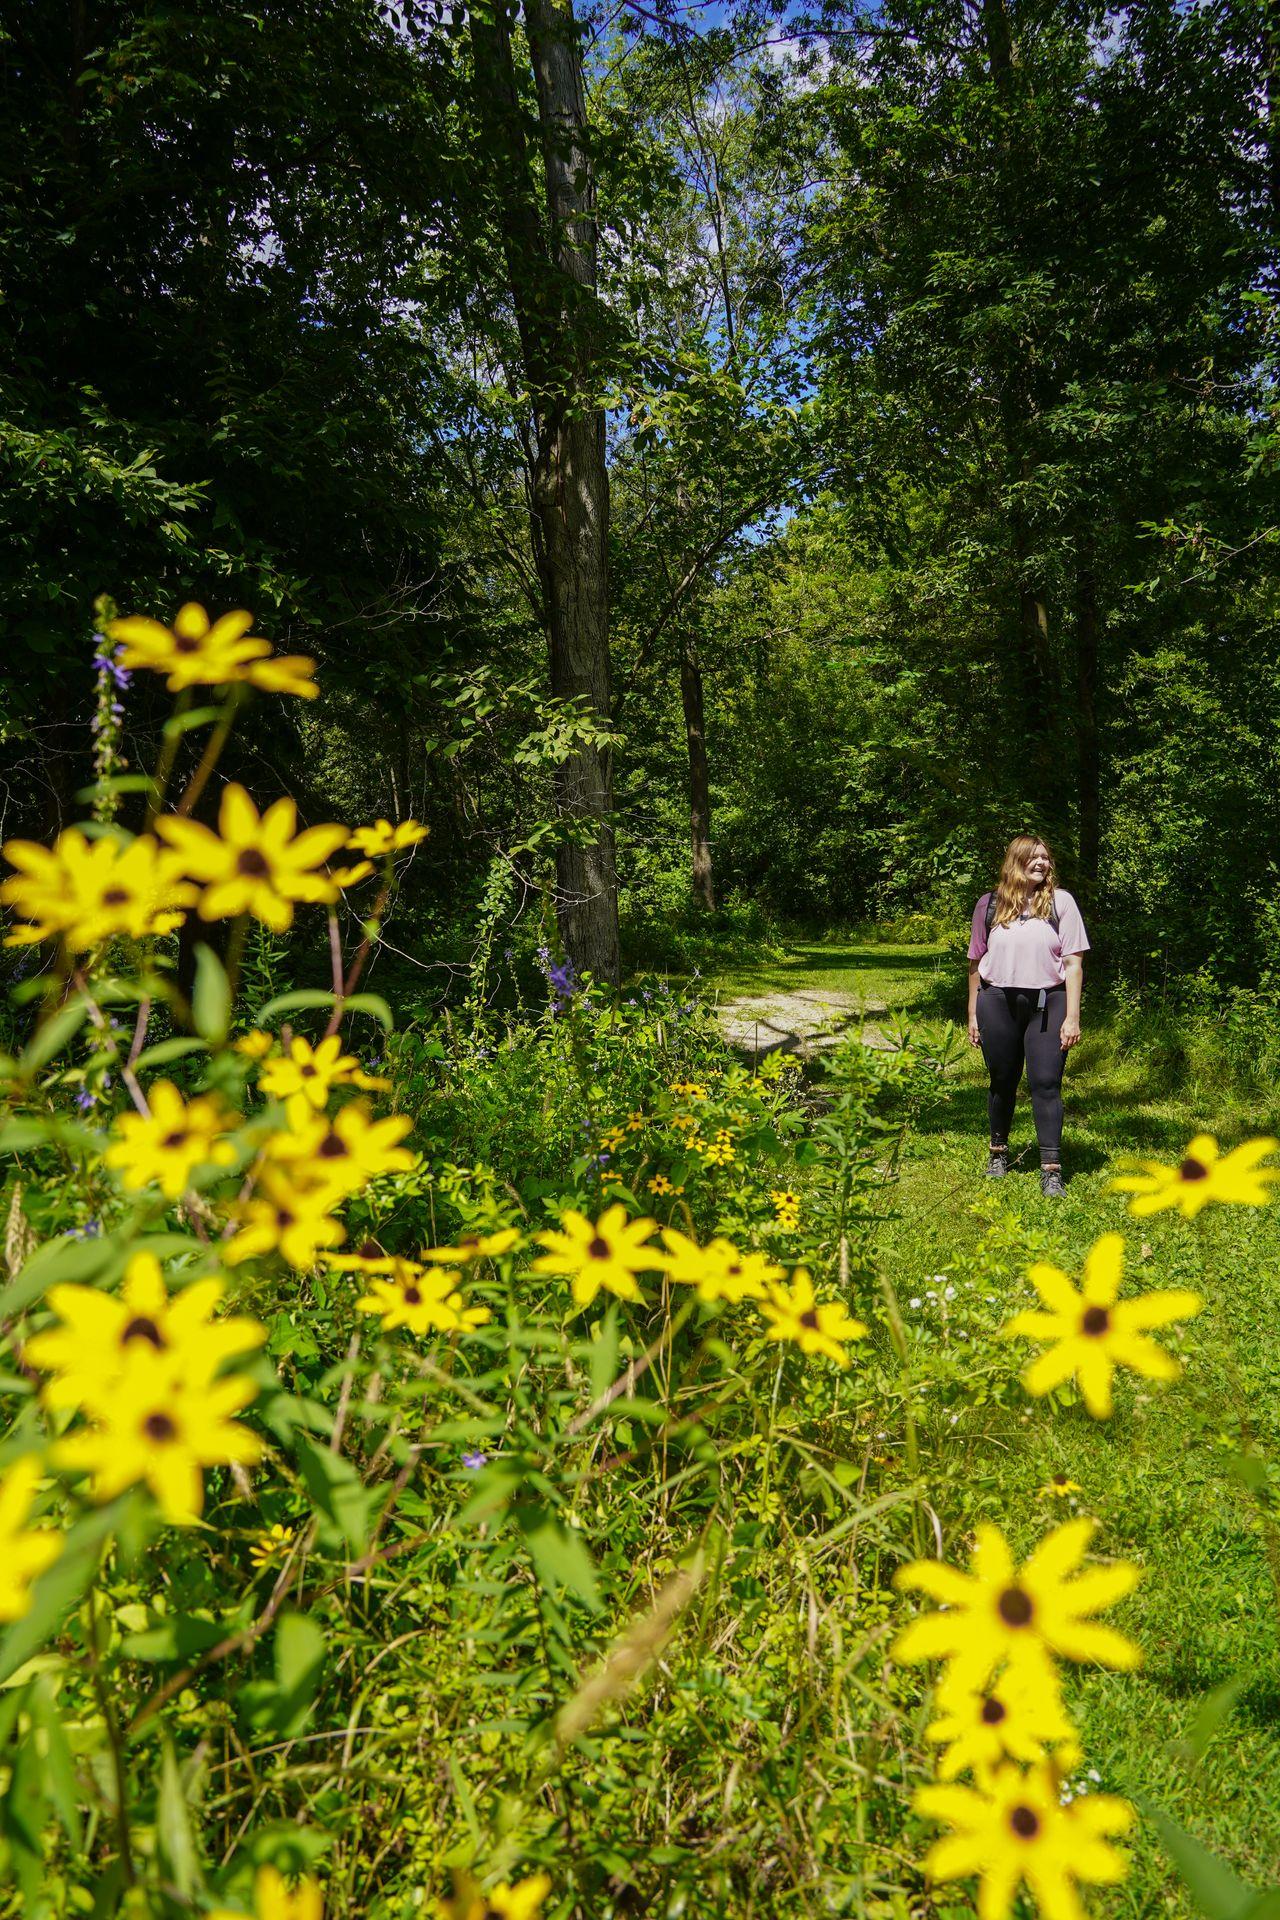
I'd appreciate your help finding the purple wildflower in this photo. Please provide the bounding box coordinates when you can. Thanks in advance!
[75,1088,96,1112]
[461,1450,488,1471]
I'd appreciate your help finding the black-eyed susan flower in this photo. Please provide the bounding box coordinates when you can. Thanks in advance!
[1110,1133,1280,1218]
[225,1171,345,1269]
[323,1239,398,1273]
[925,1665,1080,1783]
[659,1228,783,1304]
[670,1080,708,1099]
[25,1249,264,1411]
[156,785,346,932]
[259,1034,361,1122]
[104,1080,239,1199]
[532,1204,663,1308]
[625,1110,646,1133]
[248,1522,296,1571]
[420,1228,522,1264]
[438,1871,551,1920]
[209,1863,323,1920]
[757,1268,866,1367]
[1,828,195,950]
[346,818,430,858]
[913,1760,1132,1920]
[0,1458,62,1621]
[698,1128,737,1167]
[646,1173,683,1197]
[328,859,375,888]
[269,1102,416,1198]
[893,1518,1141,1692]
[1002,1233,1201,1419]
[233,1029,276,1060]
[54,1352,262,1524]
[356,1260,490,1336]
[1039,1473,1082,1500]
[108,604,318,700]
[599,1126,627,1153]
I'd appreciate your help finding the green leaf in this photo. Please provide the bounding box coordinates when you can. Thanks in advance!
[256,989,341,1023]
[515,1505,600,1612]
[133,1036,208,1070]
[121,1612,233,1662]
[588,1306,620,1404]
[156,1730,202,1897]
[17,999,91,1077]
[1144,1802,1259,1920]
[272,1611,327,1736]
[163,704,225,739]
[0,1233,117,1320]
[193,944,231,1044]
[0,1116,103,1156]
[343,992,394,1031]
[0,1504,120,1685]
[0,1701,45,1904]
[294,1434,380,1554]
[29,1674,81,1847]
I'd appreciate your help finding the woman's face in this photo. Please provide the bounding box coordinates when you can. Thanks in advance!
[1025,843,1051,887]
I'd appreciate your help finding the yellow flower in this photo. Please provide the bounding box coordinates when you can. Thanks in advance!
[356,1260,491,1337]
[914,1761,1132,1920]
[925,1665,1080,1783]
[670,1080,708,1099]
[770,1188,800,1212]
[646,1174,683,1197]
[209,1863,323,1920]
[1110,1133,1280,1217]
[625,1111,646,1133]
[599,1127,627,1153]
[248,1522,296,1570]
[659,1228,783,1304]
[1003,1233,1202,1419]
[108,604,318,699]
[0,1458,62,1622]
[104,1081,239,1199]
[26,1249,264,1412]
[329,860,375,888]
[259,1034,361,1123]
[532,1204,663,1308]
[54,1352,262,1524]
[893,1518,1141,1691]
[269,1102,416,1198]
[225,1171,345,1269]
[346,818,430,857]
[234,1029,276,1060]
[1039,1473,1082,1499]
[322,1238,398,1273]
[698,1129,736,1167]
[156,784,346,932]
[420,1228,522,1264]
[757,1268,866,1367]
[1,828,195,950]
[438,1872,551,1920]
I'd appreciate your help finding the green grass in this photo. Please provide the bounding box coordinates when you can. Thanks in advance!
[711,935,1280,1911]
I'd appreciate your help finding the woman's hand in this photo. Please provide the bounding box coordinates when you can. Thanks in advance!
[1060,1016,1081,1051]
[968,1013,981,1047]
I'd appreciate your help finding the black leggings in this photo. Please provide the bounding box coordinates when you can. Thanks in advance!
[977,983,1067,1165]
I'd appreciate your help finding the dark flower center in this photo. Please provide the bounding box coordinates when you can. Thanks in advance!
[122,1315,165,1348]
[161,1129,189,1150]
[275,1206,295,1228]
[317,1133,348,1158]
[1081,1305,1111,1336]
[1009,1805,1040,1840]
[299,1063,317,1078]
[102,887,131,906]
[1052,1472,1070,1487]
[403,1284,422,1304]
[236,848,271,877]
[174,634,202,654]
[1179,1156,1209,1181]
[727,1263,742,1276]
[587,1236,611,1259]
[981,1696,1007,1725]
[144,1411,177,1442]
[997,1585,1034,1627]
[357,1239,381,1258]
[799,1308,820,1329]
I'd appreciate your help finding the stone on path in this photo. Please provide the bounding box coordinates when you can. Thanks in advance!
[715,987,894,1062]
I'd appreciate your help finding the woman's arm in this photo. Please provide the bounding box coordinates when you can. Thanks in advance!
[1061,954,1083,1049]
[967,959,982,1047]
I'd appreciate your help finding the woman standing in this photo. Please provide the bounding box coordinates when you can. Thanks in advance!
[966,835,1089,1197]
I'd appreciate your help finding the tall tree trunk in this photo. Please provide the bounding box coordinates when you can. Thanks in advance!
[679,635,715,910]
[468,0,620,985]
[1074,557,1101,894]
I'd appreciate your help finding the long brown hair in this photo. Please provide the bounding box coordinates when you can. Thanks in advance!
[992,835,1057,928]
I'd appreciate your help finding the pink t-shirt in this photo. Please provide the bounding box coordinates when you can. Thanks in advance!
[968,889,1090,989]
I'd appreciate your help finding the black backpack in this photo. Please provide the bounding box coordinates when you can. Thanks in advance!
[982,889,1060,936]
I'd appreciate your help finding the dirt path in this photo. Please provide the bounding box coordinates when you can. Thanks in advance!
[714,985,893,1060]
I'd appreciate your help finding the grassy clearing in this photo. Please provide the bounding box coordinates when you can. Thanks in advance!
[709,936,1280,1911]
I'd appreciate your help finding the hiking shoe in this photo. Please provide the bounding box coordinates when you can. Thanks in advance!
[985,1149,1010,1179]
[1040,1168,1067,1199]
